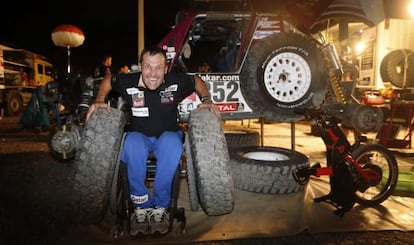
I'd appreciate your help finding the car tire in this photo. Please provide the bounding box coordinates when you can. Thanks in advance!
[188,108,234,216]
[380,49,414,88]
[229,146,309,194]
[240,33,328,122]
[70,108,126,224]
[223,124,260,149]
[351,104,384,133]
[240,32,329,122]
[6,90,23,116]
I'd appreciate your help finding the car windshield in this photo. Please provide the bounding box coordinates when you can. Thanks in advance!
[178,13,250,73]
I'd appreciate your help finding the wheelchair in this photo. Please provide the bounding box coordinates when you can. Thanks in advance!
[110,133,187,240]
[70,108,234,240]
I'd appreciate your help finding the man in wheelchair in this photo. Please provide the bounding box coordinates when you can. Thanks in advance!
[86,46,220,235]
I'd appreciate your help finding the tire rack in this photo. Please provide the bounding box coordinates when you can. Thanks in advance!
[377,101,414,149]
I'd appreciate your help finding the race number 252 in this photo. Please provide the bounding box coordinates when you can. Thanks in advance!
[206,81,239,103]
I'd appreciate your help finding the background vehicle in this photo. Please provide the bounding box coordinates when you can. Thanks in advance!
[159,0,384,131]
[0,43,54,116]
[47,74,102,160]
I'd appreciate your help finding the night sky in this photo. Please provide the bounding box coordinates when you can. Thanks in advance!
[1,0,407,77]
[1,0,191,76]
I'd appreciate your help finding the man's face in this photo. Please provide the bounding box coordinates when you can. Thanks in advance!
[141,53,168,90]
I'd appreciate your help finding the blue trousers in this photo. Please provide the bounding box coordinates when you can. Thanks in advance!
[121,130,183,209]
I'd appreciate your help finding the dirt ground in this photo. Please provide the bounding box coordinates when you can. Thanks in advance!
[1,118,414,245]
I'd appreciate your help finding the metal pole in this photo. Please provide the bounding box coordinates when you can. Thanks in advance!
[291,122,295,151]
[260,117,264,146]
[67,45,71,74]
[138,0,145,60]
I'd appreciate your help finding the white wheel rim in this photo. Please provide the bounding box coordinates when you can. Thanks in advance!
[263,52,311,103]
[244,151,289,161]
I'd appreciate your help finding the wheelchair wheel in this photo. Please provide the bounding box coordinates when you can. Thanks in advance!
[110,161,132,240]
[110,133,127,214]
[184,132,200,211]
[168,166,187,235]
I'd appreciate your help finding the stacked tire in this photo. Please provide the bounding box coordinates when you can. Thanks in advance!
[223,123,310,195]
[223,124,260,149]
[229,146,310,194]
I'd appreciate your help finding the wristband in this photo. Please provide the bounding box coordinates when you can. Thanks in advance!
[200,96,211,103]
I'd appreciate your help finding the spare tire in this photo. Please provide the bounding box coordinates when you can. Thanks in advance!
[188,108,234,216]
[380,49,414,88]
[70,108,126,224]
[240,32,329,122]
[229,146,309,194]
[223,124,260,149]
[379,50,399,83]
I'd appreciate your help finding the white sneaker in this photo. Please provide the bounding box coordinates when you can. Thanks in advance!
[130,207,152,236]
[148,207,170,234]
